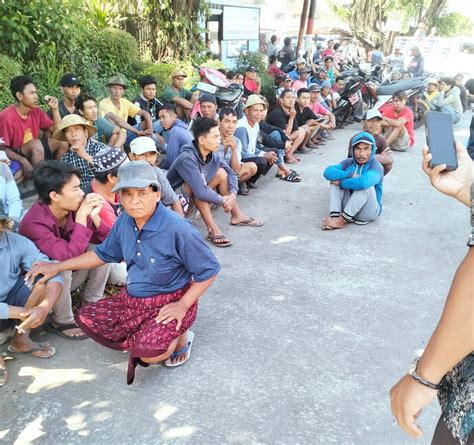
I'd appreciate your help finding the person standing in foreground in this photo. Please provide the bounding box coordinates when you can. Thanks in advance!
[26,161,220,385]
[390,142,473,445]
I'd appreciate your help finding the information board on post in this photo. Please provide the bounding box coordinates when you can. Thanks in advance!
[222,5,260,41]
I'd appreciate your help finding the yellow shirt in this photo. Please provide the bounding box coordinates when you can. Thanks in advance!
[98,97,140,121]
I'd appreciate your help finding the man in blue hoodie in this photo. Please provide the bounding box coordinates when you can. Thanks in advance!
[158,104,193,170]
[322,131,383,230]
[167,117,263,247]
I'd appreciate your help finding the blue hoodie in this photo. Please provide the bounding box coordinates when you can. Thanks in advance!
[160,120,193,169]
[323,132,384,209]
[167,141,238,205]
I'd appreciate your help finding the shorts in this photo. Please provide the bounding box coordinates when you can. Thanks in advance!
[0,276,32,331]
[389,127,411,151]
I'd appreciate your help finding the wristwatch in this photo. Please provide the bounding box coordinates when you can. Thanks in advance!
[408,358,441,390]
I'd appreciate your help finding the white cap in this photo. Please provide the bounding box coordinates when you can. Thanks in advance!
[129,137,157,155]
[364,108,383,120]
[296,57,306,65]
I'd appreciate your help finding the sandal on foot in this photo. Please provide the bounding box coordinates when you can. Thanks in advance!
[8,342,56,358]
[44,322,88,340]
[230,217,264,227]
[164,331,195,368]
[206,234,232,247]
[279,171,301,183]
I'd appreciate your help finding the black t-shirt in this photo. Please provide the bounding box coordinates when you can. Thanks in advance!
[266,106,298,133]
[347,133,388,157]
[465,79,474,95]
[295,102,317,127]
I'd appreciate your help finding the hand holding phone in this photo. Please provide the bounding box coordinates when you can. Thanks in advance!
[425,111,457,170]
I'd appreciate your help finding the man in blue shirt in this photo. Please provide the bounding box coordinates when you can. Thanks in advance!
[0,204,64,385]
[26,161,221,385]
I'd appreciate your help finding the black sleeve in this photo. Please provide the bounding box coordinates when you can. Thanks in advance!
[266,109,287,130]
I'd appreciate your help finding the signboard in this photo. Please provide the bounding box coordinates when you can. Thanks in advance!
[223,6,260,41]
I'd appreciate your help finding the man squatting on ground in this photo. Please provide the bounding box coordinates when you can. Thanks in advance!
[27,161,221,385]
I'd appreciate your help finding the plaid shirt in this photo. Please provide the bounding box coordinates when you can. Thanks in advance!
[60,139,107,189]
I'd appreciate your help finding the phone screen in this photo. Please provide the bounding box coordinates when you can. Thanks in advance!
[425,111,457,170]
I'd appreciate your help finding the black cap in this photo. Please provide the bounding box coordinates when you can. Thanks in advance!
[200,93,217,105]
[60,73,82,87]
[246,66,257,72]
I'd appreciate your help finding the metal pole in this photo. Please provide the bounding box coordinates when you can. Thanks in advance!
[297,0,310,56]
[306,0,317,35]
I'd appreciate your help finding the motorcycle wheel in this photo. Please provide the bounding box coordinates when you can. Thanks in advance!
[411,99,429,130]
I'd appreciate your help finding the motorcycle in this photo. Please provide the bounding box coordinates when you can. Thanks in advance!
[190,65,244,119]
[332,75,365,127]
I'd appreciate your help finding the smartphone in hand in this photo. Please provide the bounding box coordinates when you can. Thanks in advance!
[425,111,457,170]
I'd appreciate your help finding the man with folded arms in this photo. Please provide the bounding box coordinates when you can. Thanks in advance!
[27,161,221,384]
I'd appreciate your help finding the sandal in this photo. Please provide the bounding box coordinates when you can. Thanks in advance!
[164,331,195,368]
[8,341,56,358]
[206,234,233,247]
[44,321,88,340]
[230,217,264,227]
[279,171,301,183]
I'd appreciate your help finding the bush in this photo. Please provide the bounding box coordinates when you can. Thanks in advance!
[0,54,22,109]
[141,63,176,100]
[260,72,277,110]
[233,52,267,75]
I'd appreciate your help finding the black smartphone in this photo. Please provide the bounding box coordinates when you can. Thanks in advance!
[425,111,457,170]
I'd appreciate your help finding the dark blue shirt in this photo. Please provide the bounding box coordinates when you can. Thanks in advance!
[94,202,220,297]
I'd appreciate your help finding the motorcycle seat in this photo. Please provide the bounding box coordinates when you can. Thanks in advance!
[377,79,425,95]
[216,85,243,104]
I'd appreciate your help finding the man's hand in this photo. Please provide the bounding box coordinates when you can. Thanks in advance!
[70,143,92,163]
[222,193,236,212]
[17,305,50,331]
[25,261,61,285]
[155,134,165,145]
[284,141,292,153]
[422,142,472,206]
[77,193,104,219]
[20,158,34,180]
[223,136,237,152]
[156,301,188,331]
[289,106,296,119]
[390,374,437,439]
[143,128,153,136]
[263,152,277,164]
[45,96,58,111]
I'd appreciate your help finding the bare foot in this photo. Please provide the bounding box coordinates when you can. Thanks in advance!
[9,337,55,358]
[322,216,348,230]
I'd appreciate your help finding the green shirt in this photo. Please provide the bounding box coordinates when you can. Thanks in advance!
[163,85,192,103]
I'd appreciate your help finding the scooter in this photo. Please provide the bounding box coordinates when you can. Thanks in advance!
[332,75,365,127]
[190,66,244,119]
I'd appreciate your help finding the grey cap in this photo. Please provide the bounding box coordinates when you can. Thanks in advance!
[111,160,160,193]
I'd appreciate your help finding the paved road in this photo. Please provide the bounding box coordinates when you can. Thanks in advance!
[1,114,471,445]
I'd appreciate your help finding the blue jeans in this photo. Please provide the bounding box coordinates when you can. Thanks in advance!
[125,121,168,150]
[435,106,461,125]
[261,130,285,166]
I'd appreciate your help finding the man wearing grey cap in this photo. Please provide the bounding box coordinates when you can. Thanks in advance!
[27,160,221,385]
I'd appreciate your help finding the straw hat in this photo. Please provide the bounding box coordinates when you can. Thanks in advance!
[52,114,97,141]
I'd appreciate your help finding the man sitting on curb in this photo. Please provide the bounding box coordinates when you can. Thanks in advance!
[167,118,263,248]
[348,109,394,176]
[75,94,124,147]
[235,95,275,188]
[128,137,185,216]
[0,204,64,386]
[99,75,153,147]
[19,161,113,338]
[163,70,197,120]
[26,161,221,385]
[381,90,415,152]
[158,104,193,170]
[55,114,107,190]
[322,132,383,230]
[217,107,258,196]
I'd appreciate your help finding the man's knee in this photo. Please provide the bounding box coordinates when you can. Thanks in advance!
[22,139,45,154]
[215,167,228,182]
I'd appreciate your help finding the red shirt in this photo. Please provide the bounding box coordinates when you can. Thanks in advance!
[309,101,329,115]
[19,202,109,261]
[0,105,53,149]
[267,65,284,78]
[382,105,414,146]
[321,49,335,59]
[243,77,258,94]
[89,180,120,231]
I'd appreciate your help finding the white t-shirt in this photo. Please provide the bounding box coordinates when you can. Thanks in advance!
[236,117,259,155]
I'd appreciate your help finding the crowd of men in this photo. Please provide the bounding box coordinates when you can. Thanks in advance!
[0,35,471,401]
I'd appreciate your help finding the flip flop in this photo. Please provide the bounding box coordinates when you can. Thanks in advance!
[206,234,232,247]
[0,361,7,387]
[164,331,195,368]
[44,322,88,340]
[279,171,301,183]
[230,217,264,227]
[8,342,56,358]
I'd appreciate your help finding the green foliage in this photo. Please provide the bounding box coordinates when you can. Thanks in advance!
[85,0,126,30]
[233,52,267,75]
[0,54,22,109]
[434,12,473,37]
[141,63,176,100]
[259,73,277,110]
[0,0,84,63]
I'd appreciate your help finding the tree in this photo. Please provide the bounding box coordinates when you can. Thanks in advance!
[433,12,473,37]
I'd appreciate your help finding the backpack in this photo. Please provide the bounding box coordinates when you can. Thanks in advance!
[278,48,290,67]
